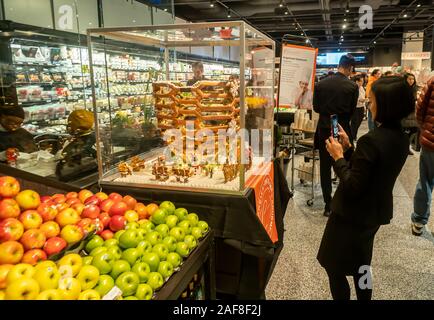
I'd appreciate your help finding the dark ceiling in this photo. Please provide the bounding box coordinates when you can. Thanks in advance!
[173,0,434,51]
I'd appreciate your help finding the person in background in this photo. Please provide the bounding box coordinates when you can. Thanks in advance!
[350,75,366,141]
[411,75,434,236]
[402,72,419,155]
[0,105,37,153]
[318,76,414,300]
[313,54,358,217]
[384,71,393,77]
[365,69,381,131]
[187,62,208,86]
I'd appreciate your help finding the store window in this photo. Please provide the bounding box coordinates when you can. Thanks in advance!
[153,8,174,25]
[103,0,152,27]
[4,0,53,29]
[53,0,98,34]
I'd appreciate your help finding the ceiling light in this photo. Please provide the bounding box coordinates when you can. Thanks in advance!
[164,8,168,11]
[227,9,231,18]
[344,18,347,22]
[403,14,408,18]
[305,39,309,43]
[417,3,421,7]
[374,41,377,44]
[345,9,349,13]
[342,24,347,29]
[210,1,215,7]
[279,1,284,7]
[285,11,288,15]
[300,33,303,36]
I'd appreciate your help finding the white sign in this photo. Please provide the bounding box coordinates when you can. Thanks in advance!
[58,4,74,31]
[401,52,431,60]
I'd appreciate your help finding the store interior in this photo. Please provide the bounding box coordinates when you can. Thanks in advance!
[0,0,433,301]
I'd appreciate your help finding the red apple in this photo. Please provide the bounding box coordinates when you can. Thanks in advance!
[109,202,128,217]
[109,215,126,232]
[0,241,24,264]
[51,194,66,205]
[84,195,101,206]
[134,203,148,220]
[95,192,109,202]
[100,199,115,213]
[99,212,111,228]
[123,195,137,210]
[82,204,100,219]
[109,193,123,202]
[66,192,78,199]
[21,249,47,265]
[93,219,105,235]
[20,229,46,250]
[55,208,80,227]
[37,202,58,222]
[0,176,20,198]
[15,189,41,210]
[0,218,24,241]
[40,196,52,203]
[77,218,96,235]
[100,229,114,240]
[0,198,21,219]
[66,198,81,206]
[78,190,93,204]
[40,221,60,238]
[19,210,43,230]
[71,203,85,215]
[56,202,70,212]
[43,237,67,256]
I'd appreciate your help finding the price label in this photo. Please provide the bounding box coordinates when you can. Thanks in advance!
[102,286,123,300]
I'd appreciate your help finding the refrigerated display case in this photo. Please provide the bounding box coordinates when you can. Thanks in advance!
[87,22,276,195]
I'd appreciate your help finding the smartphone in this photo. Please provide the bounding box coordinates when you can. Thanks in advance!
[331,114,339,138]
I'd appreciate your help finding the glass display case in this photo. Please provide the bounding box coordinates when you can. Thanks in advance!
[87,22,275,194]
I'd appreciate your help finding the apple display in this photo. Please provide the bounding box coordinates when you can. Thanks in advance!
[60,224,83,244]
[109,202,128,217]
[100,229,114,240]
[106,245,122,260]
[94,274,115,297]
[0,218,24,241]
[145,231,162,246]
[51,194,66,205]
[93,218,104,235]
[40,221,60,238]
[33,264,60,291]
[5,277,40,300]
[184,235,198,250]
[7,263,35,283]
[155,224,170,238]
[165,215,179,229]
[134,203,148,220]
[177,220,192,235]
[141,252,160,272]
[99,212,111,228]
[135,283,153,300]
[0,176,20,198]
[82,204,100,219]
[198,221,209,234]
[125,210,139,223]
[20,229,46,250]
[110,259,131,280]
[151,208,167,225]
[70,203,85,216]
[92,252,116,275]
[159,201,175,215]
[0,198,21,219]
[21,249,47,265]
[124,296,138,300]
[65,198,81,206]
[123,195,137,210]
[109,215,126,232]
[95,192,109,201]
[125,221,140,230]
[57,253,83,276]
[131,262,150,283]
[152,243,169,261]
[137,229,147,241]
[78,189,93,204]
[146,203,159,216]
[121,248,141,266]
[82,256,93,266]
[169,227,185,242]
[162,236,177,252]
[85,235,105,254]
[40,196,52,204]
[58,277,81,300]
[36,289,62,300]
[89,246,107,257]
[55,208,80,227]
[0,264,13,289]
[158,261,174,279]
[146,272,164,291]
[84,195,102,207]
[43,237,67,257]
[119,229,141,249]
[166,252,182,268]
[104,238,118,247]
[34,260,56,272]
[15,189,41,210]
[139,220,155,232]
[99,199,115,214]
[174,208,188,221]
[19,210,43,230]
[37,203,58,222]
[191,227,203,240]
[76,265,100,291]
[175,242,190,258]
[109,192,123,202]
[77,218,97,235]
[114,230,126,240]
[115,271,139,297]
[0,241,24,264]
[66,191,78,199]
[136,240,152,255]
[186,213,200,227]
[78,289,101,300]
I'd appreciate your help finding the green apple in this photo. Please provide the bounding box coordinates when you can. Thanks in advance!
[157,261,174,279]
[166,252,182,268]
[139,220,155,232]
[175,242,190,258]
[165,215,179,229]
[151,208,167,225]
[92,252,116,275]
[76,265,100,291]
[155,224,170,238]
[141,252,160,272]
[191,227,203,240]
[152,243,169,261]
[177,220,192,235]
[132,262,150,283]
[174,208,188,221]
[186,213,199,227]
[121,248,141,266]
[94,274,115,297]
[159,201,175,215]
[110,260,131,280]
[115,271,140,297]
[124,296,138,300]
[106,245,122,260]
[83,256,93,266]
[184,235,197,250]
[85,235,105,254]
[119,229,141,249]
[135,283,153,300]
[136,240,152,255]
[146,272,164,291]
[137,229,147,241]
[104,239,118,247]
[90,246,107,257]
[169,227,185,242]
[162,236,177,252]
[114,230,126,240]
[145,231,162,246]
[197,221,209,234]
[125,222,140,230]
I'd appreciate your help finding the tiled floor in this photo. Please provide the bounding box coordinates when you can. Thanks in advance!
[266,122,434,300]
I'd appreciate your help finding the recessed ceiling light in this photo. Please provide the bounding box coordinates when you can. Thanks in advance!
[210,1,215,7]
[305,39,309,43]
[285,11,288,15]
[342,24,347,29]
[164,8,168,11]
[374,41,377,44]
[344,18,347,22]
[417,4,421,7]
[403,14,408,18]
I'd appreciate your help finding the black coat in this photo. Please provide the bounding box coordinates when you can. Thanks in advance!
[317,123,409,274]
[0,128,37,153]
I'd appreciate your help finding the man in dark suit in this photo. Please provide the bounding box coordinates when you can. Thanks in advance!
[313,54,359,217]
[187,62,208,86]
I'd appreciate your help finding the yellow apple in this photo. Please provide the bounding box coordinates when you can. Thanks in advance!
[37,289,62,300]
[5,277,40,300]
[76,265,99,291]
[0,264,13,289]
[7,263,35,284]
[124,210,139,222]
[33,264,60,291]
[58,277,81,300]
[78,289,101,300]
[35,260,57,272]
[57,253,82,277]
[0,290,4,300]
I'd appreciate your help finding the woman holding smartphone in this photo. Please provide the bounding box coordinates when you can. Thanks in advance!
[317,76,414,300]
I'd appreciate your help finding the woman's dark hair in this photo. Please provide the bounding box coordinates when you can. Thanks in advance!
[371,69,380,77]
[0,105,25,119]
[403,72,417,100]
[353,75,364,82]
[371,76,414,124]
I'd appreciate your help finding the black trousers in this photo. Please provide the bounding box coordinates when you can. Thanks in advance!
[326,269,373,300]
[350,107,365,141]
[318,129,334,210]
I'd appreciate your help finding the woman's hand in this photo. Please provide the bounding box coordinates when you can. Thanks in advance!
[326,137,344,161]
[337,124,351,151]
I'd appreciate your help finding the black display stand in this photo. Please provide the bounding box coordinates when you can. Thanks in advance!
[101,158,291,299]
